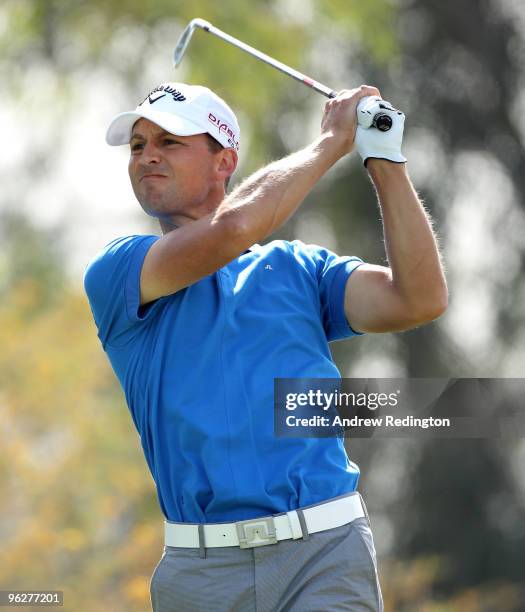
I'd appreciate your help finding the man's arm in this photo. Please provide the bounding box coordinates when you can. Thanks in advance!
[140,86,380,305]
[344,160,448,333]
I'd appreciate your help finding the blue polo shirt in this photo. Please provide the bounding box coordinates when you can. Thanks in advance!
[84,235,365,523]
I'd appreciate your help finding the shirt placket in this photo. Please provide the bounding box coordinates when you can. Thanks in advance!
[216,263,266,511]
[215,268,241,505]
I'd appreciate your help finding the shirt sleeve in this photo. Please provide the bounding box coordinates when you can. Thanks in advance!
[83,234,161,348]
[290,240,365,342]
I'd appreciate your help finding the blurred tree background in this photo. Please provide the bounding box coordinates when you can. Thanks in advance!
[1,0,525,610]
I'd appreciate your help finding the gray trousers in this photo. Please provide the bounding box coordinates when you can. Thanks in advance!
[150,515,383,611]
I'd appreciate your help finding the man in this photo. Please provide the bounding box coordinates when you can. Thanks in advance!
[84,81,447,611]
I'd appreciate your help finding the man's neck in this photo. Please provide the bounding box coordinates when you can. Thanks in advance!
[159,218,180,234]
[158,189,227,235]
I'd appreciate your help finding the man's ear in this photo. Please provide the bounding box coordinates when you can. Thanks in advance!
[217,148,238,184]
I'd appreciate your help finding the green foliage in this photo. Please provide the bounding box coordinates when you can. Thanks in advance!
[0,212,65,314]
[317,0,399,63]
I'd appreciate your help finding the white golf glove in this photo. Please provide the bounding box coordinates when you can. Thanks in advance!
[355,96,407,166]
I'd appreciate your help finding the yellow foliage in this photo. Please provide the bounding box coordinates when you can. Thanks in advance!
[130,523,158,549]
[123,575,151,606]
[0,285,158,610]
[61,528,87,552]
[97,495,120,518]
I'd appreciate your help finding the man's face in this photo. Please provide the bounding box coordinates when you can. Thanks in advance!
[128,118,219,222]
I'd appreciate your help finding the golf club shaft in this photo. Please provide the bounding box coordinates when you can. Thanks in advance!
[195,22,337,98]
[175,19,393,131]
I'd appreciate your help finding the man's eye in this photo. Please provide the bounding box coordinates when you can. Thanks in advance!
[164,139,178,145]
[131,143,144,152]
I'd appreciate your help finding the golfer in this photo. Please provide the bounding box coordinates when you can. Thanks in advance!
[84,81,447,611]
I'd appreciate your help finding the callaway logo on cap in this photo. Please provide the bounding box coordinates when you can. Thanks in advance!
[106,82,240,151]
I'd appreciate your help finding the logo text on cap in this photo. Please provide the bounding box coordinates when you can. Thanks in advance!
[140,85,187,106]
[208,113,239,150]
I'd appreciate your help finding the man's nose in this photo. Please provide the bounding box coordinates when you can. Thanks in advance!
[141,141,162,163]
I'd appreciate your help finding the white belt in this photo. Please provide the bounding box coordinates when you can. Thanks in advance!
[164,493,365,549]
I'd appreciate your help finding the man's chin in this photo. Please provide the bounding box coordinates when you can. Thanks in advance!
[138,196,172,218]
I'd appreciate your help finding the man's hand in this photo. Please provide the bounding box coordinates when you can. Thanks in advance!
[355,97,407,166]
[321,85,382,155]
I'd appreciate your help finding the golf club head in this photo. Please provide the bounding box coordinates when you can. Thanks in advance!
[173,18,212,67]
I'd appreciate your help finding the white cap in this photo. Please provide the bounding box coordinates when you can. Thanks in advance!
[106,82,240,151]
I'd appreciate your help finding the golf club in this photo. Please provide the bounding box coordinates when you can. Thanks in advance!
[174,18,393,132]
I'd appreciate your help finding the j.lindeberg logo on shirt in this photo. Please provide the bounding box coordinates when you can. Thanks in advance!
[264,264,273,271]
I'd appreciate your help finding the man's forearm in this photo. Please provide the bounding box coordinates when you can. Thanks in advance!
[214,133,345,246]
[367,160,448,315]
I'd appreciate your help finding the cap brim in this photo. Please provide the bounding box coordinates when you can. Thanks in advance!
[105,108,207,146]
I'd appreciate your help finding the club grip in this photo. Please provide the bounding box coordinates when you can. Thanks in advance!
[373,114,392,132]
[331,94,393,131]
[356,97,395,132]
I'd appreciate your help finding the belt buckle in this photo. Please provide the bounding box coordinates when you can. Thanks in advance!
[236,517,277,548]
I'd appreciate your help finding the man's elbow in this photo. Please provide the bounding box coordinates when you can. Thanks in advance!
[409,286,449,326]
[215,209,254,252]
